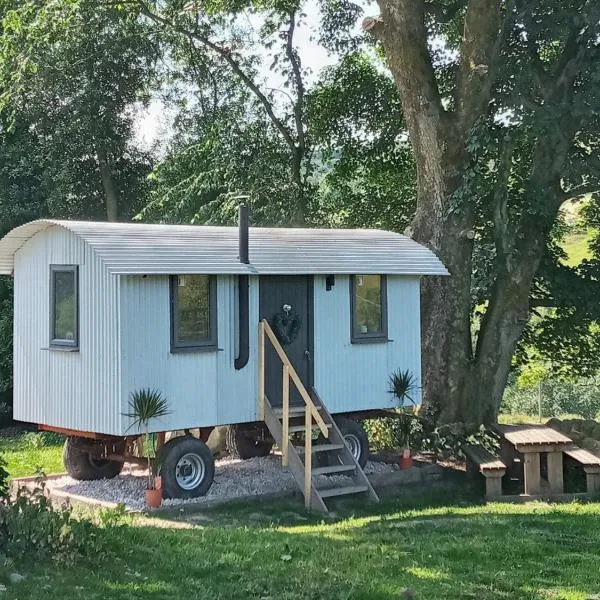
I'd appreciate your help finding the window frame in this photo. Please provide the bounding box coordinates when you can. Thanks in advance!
[350,274,389,344]
[49,264,79,350]
[170,274,218,353]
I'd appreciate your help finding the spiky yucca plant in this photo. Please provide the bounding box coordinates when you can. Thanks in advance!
[124,389,170,489]
[388,370,419,451]
[388,369,418,408]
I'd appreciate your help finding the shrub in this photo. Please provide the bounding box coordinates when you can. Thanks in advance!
[0,478,105,565]
[365,415,498,459]
[502,376,600,420]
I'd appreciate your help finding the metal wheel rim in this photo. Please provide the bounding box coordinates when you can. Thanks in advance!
[344,434,361,461]
[175,453,205,490]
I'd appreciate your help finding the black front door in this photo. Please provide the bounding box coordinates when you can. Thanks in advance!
[259,275,313,407]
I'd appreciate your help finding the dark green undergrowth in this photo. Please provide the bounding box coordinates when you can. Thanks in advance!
[2,490,600,600]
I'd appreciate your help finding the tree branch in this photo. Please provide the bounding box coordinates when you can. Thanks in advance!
[135,1,297,152]
[285,9,305,158]
[492,135,515,265]
[560,183,600,202]
[363,0,445,127]
[455,0,506,134]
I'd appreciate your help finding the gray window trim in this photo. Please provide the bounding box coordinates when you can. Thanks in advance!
[350,274,389,344]
[49,264,79,350]
[170,275,218,353]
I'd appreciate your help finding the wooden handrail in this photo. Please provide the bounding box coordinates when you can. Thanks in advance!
[259,319,329,439]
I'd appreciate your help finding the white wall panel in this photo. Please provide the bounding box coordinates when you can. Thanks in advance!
[13,227,121,434]
[313,275,422,414]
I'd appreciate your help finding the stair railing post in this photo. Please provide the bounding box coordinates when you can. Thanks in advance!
[258,321,265,420]
[304,405,312,509]
[282,364,290,466]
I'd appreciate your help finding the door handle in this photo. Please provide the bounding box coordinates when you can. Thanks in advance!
[305,350,311,361]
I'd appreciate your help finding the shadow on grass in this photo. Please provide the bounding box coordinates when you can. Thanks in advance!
[12,490,600,600]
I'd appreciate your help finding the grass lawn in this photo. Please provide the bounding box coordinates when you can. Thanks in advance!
[2,492,600,600]
[0,432,64,478]
[561,228,593,267]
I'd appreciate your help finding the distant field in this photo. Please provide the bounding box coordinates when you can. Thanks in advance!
[561,228,593,266]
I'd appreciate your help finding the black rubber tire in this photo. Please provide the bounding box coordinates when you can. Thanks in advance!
[226,424,273,459]
[335,418,369,469]
[159,436,215,499]
[63,436,123,480]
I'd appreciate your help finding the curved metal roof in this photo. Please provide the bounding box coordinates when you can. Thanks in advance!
[0,219,449,276]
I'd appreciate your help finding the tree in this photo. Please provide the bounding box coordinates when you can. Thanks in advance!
[361,1,600,423]
[0,0,158,221]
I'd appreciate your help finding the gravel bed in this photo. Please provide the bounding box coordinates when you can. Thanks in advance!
[43,456,399,512]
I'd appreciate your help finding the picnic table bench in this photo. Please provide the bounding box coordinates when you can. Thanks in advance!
[563,445,600,493]
[463,444,506,499]
[486,423,600,500]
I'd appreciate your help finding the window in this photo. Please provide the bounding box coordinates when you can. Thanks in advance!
[350,274,388,343]
[170,275,217,351]
[50,265,79,349]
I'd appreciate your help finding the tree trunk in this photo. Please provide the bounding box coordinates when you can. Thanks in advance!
[97,149,119,222]
[364,0,584,425]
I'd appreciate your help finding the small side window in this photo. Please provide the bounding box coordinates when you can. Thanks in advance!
[170,275,217,352]
[350,274,388,343]
[50,265,79,349]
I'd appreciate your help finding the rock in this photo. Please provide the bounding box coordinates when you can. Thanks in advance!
[8,573,25,584]
[582,438,600,455]
[581,420,597,436]
[546,418,563,432]
[592,424,600,441]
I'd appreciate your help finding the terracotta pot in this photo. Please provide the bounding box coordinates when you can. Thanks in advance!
[400,448,413,470]
[145,487,162,509]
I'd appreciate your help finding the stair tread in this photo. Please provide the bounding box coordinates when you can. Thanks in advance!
[274,405,323,416]
[296,443,345,453]
[288,423,332,434]
[318,485,369,498]
[312,464,356,476]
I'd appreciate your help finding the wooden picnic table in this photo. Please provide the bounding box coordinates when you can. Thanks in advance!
[492,424,573,495]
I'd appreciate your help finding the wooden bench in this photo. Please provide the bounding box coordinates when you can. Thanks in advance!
[463,444,506,499]
[563,445,600,494]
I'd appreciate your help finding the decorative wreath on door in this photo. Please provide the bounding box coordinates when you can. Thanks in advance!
[271,310,302,345]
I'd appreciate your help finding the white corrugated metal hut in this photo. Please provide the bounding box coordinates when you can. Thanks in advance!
[0,219,447,436]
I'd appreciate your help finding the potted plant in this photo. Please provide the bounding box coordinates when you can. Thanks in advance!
[388,369,418,470]
[125,388,170,509]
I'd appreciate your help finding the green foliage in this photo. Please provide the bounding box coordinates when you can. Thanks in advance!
[0,480,104,565]
[365,414,498,459]
[125,389,170,432]
[502,375,600,421]
[387,369,418,407]
[124,389,169,488]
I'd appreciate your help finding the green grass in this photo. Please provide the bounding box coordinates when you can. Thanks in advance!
[3,493,600,599]
[0,432,64,478]
[498,413,584,425]
[561,228,593,267]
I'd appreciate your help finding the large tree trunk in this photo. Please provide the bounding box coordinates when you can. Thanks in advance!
[365,0,584,424]
[97,149,119,222]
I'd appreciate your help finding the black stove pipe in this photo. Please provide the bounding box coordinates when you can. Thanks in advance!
[235,204,250,370]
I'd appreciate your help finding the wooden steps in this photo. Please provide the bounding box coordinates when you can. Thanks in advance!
[274,405,322,417]
[296,443,345,454]
[288,423,332,434]
[259,318,379,513]
[319,485,369,498]
[312,464,356,476]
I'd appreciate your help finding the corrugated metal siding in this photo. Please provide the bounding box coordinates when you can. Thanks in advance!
[313,275,422,414]
[119,275,260,434]
[0,220,449,276]
[13,227,121,434]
